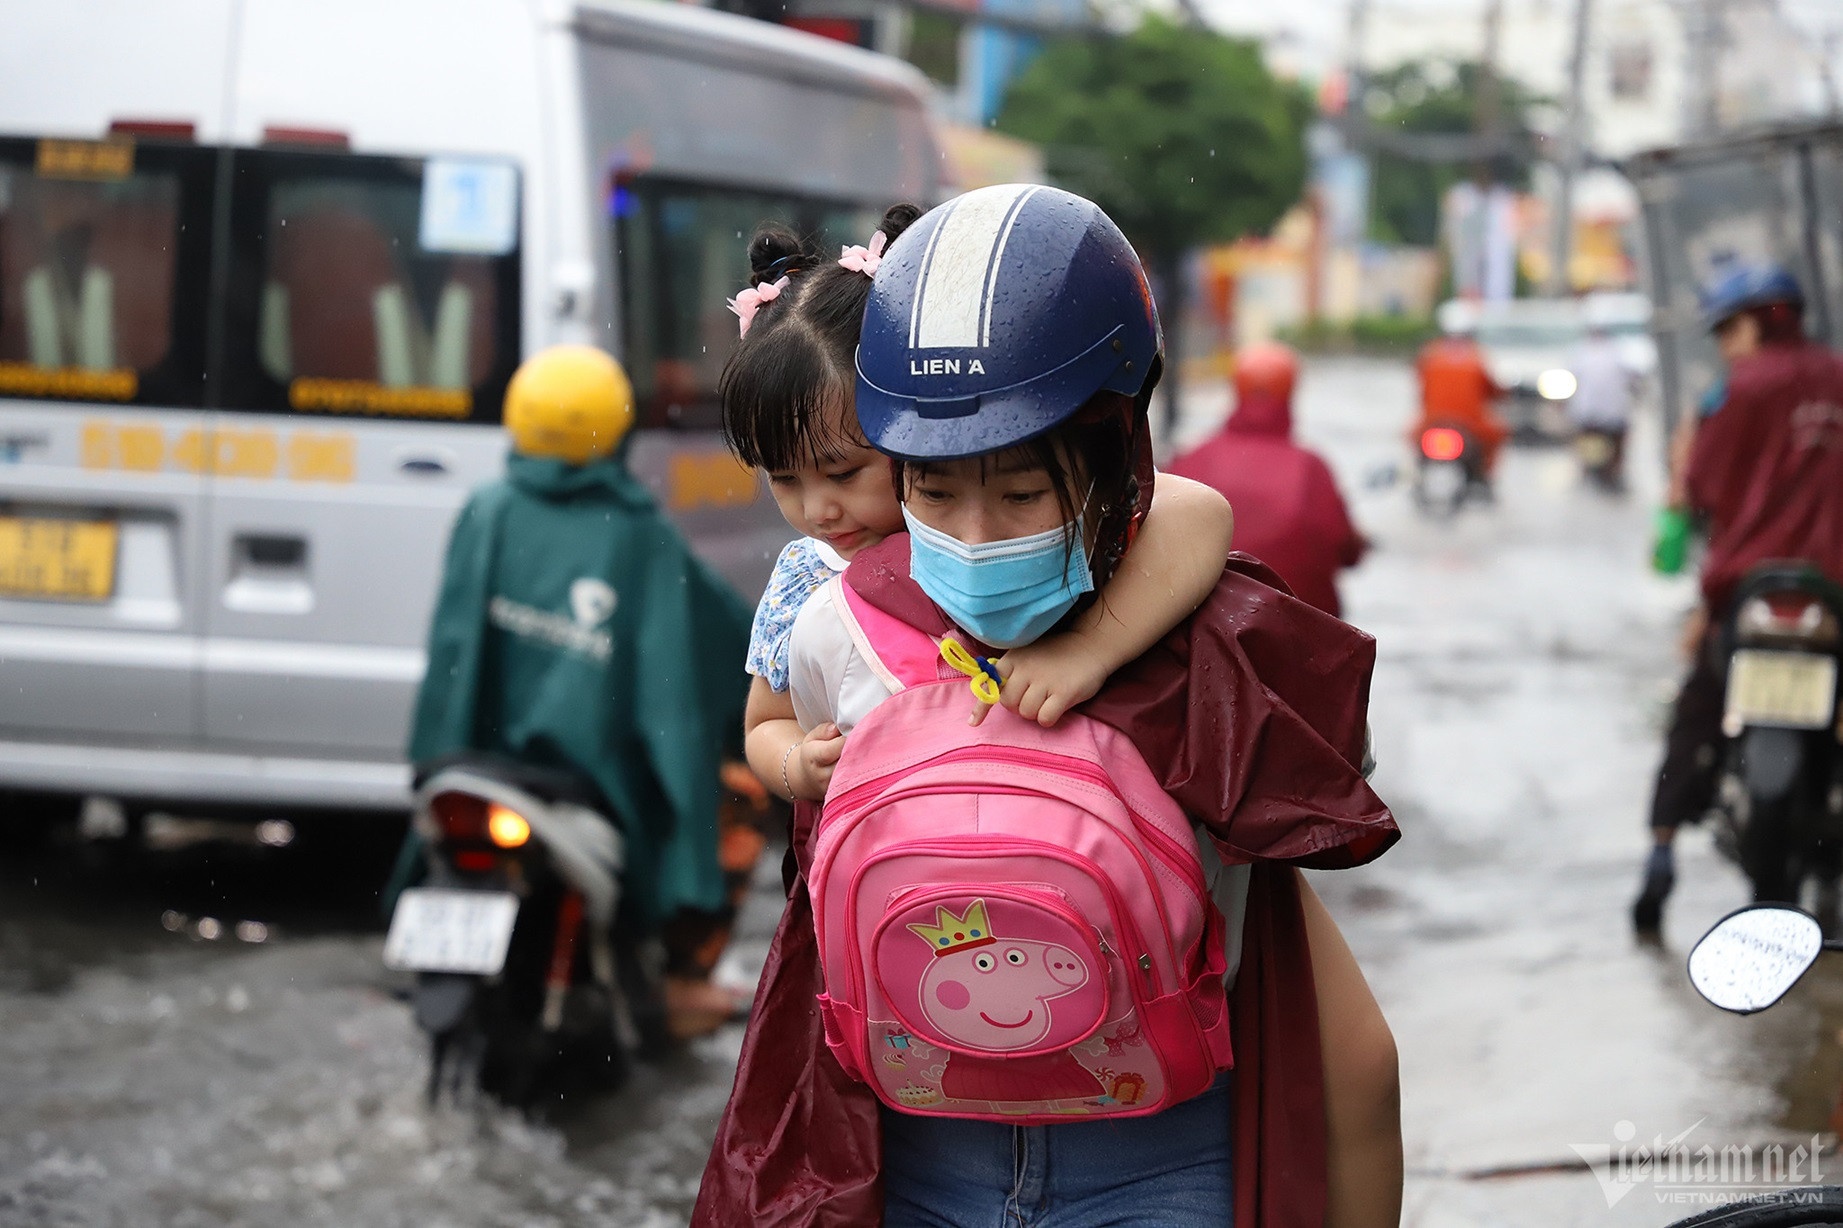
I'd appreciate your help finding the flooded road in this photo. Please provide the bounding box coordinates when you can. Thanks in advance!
[0,815,780,1228]
[1256,358,1843,1226]
[2,354,1837,1226]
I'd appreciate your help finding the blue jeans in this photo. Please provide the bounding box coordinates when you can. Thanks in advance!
[881,1074,1234,1228]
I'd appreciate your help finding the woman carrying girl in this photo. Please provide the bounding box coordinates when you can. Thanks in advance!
[698,188,1401,1228]
[725,207,1237,807]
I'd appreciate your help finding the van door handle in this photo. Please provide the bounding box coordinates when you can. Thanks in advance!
[396,455,450,476]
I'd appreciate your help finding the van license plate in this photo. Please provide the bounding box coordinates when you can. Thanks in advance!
[383,889,519,975]
[0,517,118,601]
[1725,649,1837,730]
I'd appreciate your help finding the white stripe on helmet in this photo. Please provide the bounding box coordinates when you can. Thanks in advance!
[910,184,1039,351]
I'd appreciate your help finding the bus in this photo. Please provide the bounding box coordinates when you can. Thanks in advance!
[0,0,940,817]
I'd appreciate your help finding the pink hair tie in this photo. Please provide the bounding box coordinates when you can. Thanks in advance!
[838,230,887,278]
[728,275,790,338]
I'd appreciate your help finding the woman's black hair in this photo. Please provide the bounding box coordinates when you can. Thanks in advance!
[719,203,922,472]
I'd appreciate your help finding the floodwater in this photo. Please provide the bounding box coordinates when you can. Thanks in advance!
[2,355,1838,1227]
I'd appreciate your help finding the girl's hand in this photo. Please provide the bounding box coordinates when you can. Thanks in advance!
[969,639,1109,729]
[789,723,846,800]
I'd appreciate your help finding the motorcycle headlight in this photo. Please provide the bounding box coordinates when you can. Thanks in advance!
[1537,368,1577,400]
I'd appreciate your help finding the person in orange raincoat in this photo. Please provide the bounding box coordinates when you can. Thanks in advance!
[1413,331,1509,477]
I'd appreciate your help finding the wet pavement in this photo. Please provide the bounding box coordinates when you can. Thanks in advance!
[0,816,776,1228]
[1233,358,1843,1226]
[2,354,1838,1227]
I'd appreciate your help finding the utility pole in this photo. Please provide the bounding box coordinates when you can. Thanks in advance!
[1460,0,1508,300]
[1547,0,1593,296]
[1346,0,1372,108]
[1473,0,1506,187]
[1820,28,1842,118]
[1346,0,1374,242]
[1682,0,1725,139]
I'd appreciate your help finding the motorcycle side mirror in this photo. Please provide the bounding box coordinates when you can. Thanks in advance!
[1687,905,1827,1014]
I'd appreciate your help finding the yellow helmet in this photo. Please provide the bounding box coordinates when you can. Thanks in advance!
[502,345,635,465]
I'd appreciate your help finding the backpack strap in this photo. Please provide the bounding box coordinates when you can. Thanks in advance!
[833,574,944,692]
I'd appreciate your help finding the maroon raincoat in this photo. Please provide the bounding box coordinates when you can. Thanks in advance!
[1170,392,1366,618]
[1687,338,1843,613]
[692,539,1398,1228]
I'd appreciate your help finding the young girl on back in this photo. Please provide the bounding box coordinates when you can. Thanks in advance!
[721,205,1237,806]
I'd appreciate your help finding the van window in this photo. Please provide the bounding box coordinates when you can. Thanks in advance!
[219,148,521,424]
[0,136,213,407]
[615,177,876,429]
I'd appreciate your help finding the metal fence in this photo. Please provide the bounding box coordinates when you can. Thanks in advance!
[1624,120,1843,436]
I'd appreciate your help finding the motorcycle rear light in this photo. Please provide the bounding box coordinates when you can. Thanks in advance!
[1421,427,1466,462]
[430,791,489,842]
[487,804,531,849]
[1738,594,1841,645]
[453,850,498,873]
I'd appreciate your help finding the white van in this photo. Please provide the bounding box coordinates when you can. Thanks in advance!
[0,0,939,814]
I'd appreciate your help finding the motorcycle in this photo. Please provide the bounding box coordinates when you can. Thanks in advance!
[1710,564,1843,918]
[1413,424,1484,517]
[1575,426,1626,493]
[1668,906,1843,1226]
[383,752,661,1109]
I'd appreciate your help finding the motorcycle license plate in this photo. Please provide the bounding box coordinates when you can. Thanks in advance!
[1420,461,1467,502]
[1725,649,1837,730]
[1576,434,1614,466]
[383,889,519,975]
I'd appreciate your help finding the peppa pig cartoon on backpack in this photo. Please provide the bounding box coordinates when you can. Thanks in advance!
[876,895,1113,1105]
[808,584,1234,1124]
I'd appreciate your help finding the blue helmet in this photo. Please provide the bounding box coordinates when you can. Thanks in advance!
[1698,262,1803,331]
[855,185,1161,460]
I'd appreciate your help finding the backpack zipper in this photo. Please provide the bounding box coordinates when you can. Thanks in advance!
[817,768,1194,970]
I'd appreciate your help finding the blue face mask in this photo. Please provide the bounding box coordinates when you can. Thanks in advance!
[903,504,1095,649]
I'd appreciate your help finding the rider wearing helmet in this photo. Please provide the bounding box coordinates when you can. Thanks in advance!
[1171,342,1369,617]
[1411,320,1509,479]
[404,346,755,1034]
[1634,265,1843,931]
[501,342,636,464]
[697,186,1402,1228]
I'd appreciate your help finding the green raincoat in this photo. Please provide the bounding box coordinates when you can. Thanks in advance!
[406,452,752,926]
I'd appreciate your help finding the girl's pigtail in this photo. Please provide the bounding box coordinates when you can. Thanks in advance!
[733,225,819,338]
[876,203,921,249]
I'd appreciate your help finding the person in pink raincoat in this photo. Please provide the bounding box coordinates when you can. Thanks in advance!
[1171,344,1368,618]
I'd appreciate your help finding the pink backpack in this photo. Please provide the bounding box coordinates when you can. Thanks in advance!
[809,579,1232,1124]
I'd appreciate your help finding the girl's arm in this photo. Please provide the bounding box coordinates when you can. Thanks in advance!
[987,472,1234,726]
[743,676,840,802]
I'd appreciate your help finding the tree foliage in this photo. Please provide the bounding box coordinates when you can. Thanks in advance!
[1363,61,1544,246]
[994,16,1309,264]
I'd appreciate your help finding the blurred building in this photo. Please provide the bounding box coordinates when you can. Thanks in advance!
[1355,0,1825,158]
[714,0,1090,126]
[935,122,1047,189]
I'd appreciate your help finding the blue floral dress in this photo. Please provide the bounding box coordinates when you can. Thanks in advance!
[746,537,847,692]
